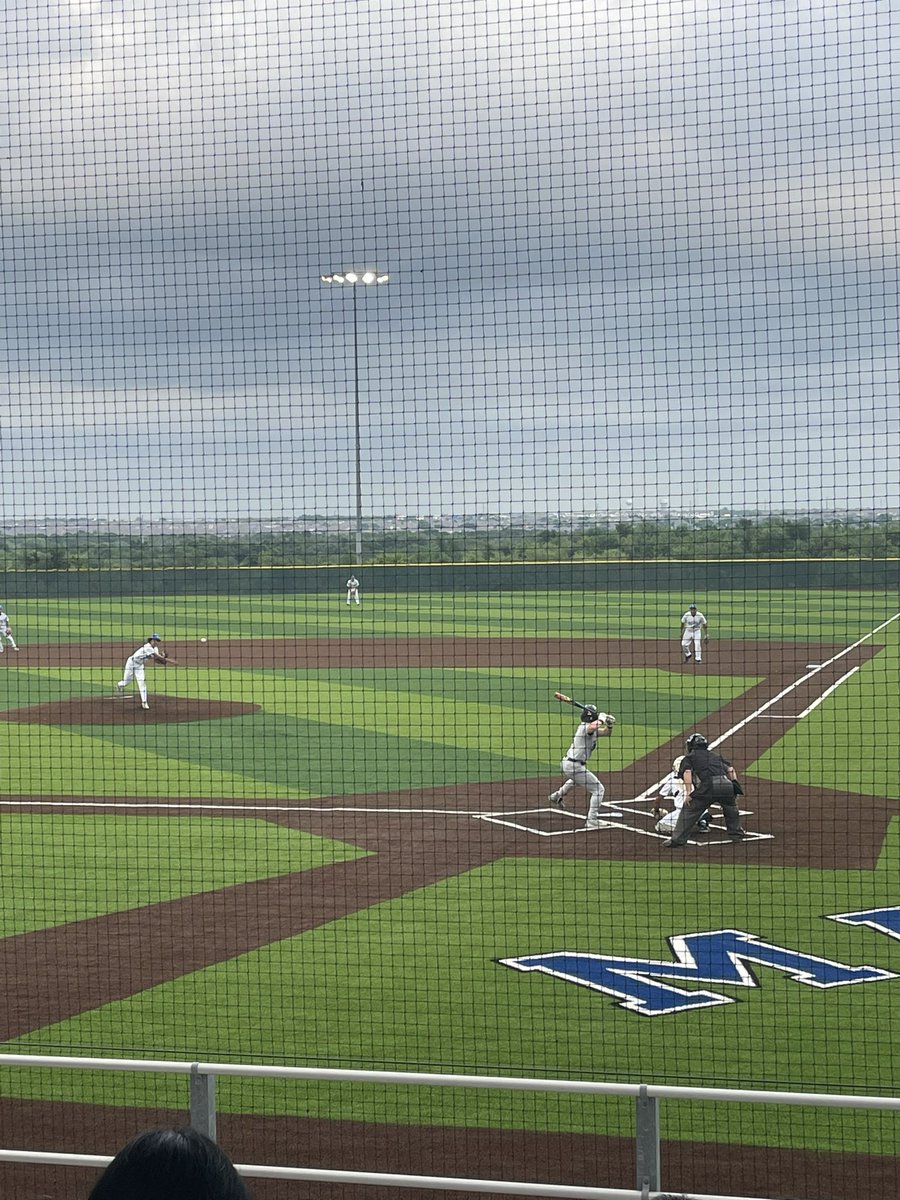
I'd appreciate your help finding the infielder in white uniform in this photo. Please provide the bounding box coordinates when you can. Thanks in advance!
[548,704,624,828]
[0,605,20,652]
[117,635,167,710]
[680,603,708,662]
[346,576,361,605]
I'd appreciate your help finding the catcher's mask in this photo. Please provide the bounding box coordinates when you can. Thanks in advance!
[685,733,708,751]
[581,704,600,722]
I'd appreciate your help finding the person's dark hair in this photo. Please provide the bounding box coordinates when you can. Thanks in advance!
[87,1127,251,1200]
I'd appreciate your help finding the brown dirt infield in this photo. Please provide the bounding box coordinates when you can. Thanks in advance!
[0,635,894,1199]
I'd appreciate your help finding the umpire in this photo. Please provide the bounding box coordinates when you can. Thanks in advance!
[663,733,748,847]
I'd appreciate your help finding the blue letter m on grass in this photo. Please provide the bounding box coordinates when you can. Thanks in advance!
[501,930,895,1016]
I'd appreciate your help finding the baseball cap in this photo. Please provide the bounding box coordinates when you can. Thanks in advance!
[149,633,162,641]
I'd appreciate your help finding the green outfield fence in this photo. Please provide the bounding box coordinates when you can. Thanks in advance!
[2,559,899,598]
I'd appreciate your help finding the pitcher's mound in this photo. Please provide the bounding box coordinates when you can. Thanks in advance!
[0,696,260,725]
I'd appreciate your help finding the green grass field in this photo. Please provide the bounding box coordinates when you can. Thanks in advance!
[0,587,898,1156]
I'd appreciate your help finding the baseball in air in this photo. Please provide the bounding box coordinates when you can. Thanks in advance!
[200,637,207,643]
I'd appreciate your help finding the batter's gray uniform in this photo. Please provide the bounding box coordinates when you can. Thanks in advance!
[117,638,165,709]
[548,720,623,827]
[0,606,19,652]
[680,606,708,661]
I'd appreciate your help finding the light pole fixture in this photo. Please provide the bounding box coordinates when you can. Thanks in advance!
[320,270,390,565]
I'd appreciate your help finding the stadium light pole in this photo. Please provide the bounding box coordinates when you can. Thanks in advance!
[320,270,390,565]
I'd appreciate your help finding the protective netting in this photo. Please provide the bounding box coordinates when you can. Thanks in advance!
[0,3,897,1198]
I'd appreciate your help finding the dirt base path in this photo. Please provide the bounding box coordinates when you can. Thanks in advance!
[0,635,893,1199]
[0,636,890,1032]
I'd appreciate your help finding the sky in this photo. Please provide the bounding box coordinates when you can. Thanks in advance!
[0,0,897,521]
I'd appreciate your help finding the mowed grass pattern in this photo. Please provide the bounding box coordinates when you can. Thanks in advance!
[1,661,756,797]
[0,588,897,1156]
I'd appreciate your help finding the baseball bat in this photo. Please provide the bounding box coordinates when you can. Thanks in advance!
[554,690,589,709]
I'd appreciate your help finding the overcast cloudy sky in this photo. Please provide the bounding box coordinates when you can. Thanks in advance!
[0,0,897,521]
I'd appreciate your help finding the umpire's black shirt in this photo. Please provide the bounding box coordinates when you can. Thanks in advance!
[677,745,732,783]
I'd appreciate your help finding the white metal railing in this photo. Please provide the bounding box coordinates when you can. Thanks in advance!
[0,1054,896,1200]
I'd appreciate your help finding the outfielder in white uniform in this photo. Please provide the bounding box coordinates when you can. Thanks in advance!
[0,605,20,652]
[346,576,360,605]
[548,705,624,828]
[680,604,708,662]
[117,635,166,710]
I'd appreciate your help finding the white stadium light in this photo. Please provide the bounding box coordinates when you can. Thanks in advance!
[321,271,390,286]
[319,267,390,563]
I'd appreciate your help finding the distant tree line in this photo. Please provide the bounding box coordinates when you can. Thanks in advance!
[1,517,899,570]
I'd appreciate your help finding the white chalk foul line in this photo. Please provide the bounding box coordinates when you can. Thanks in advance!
[635,610,900,801]
[708,612,899,751]
[797,665,861,717]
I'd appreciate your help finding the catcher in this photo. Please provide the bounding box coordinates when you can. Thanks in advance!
[115,634,172,711]
[549,704,624,829]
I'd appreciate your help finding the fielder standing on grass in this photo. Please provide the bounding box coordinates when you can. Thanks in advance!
[549,704,624,829]
[0,604,20,653]
[346,575,361,605]
[116,635,169,711]
[680,603,708,662]
[663,733,748,847]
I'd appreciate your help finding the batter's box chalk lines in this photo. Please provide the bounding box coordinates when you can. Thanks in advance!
[474,809,656,837]
[683,831,775,846]
[474,812,581,836]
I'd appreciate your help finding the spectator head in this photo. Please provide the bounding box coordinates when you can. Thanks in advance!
[87,1127,251,1200]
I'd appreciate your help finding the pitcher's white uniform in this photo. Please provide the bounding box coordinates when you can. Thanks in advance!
[117,637,165,709]
[0,606,19,652]
[548,717,623,827]
[680,606,707,661]
[346,576,360,605]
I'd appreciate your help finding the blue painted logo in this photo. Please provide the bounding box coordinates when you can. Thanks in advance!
[500,923,897,1016]
[828,905,900,942]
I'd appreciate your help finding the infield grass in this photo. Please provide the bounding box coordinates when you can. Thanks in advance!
[0,587,897,1158]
